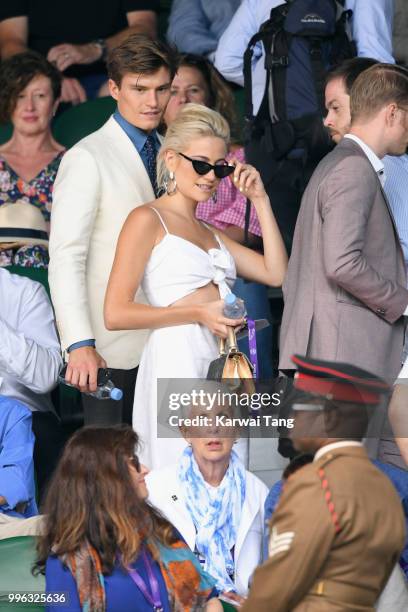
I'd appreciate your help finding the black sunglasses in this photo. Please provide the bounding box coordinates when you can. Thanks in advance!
[129,454,141,473]
[179,153,235,179]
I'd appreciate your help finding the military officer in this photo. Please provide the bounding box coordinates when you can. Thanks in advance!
[241,355,406,612]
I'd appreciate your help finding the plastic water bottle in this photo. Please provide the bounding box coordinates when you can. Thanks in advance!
[58,375,123,401]
[223,293,246,319]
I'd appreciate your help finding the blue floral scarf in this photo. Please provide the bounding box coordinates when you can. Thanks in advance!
[178,446,246,592]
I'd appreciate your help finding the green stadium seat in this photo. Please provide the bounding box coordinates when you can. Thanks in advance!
[0,123,12,146]
[6,266,50,299]
[53,97,116,148]
[0,536,45,611]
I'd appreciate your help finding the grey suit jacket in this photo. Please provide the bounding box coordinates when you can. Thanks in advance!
[279,138,408,380]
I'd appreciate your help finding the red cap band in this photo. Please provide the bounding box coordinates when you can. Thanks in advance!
[294,373,380,404]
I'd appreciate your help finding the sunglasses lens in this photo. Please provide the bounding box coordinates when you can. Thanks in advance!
[215,164,235,179]
[192,160,212,175]
[132,455,141,472]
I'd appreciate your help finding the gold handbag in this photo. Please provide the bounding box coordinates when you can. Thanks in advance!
[207,327,255,392]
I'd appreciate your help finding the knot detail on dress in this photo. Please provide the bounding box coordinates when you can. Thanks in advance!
[208,248,233,298]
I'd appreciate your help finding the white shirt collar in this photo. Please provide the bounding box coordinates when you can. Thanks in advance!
[314,441,363,462]
[344,134,386,186]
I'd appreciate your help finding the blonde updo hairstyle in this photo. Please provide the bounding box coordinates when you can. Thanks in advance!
[157,103,230,193]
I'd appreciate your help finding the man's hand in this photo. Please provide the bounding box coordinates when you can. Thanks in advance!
[60,77,87,105]
[65,346,107,393]
[47,43,102,71]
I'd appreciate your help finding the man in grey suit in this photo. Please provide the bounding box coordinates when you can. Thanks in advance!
[279,63,408,382]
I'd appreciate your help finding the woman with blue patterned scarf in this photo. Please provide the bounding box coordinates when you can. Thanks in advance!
[147,404,268,600]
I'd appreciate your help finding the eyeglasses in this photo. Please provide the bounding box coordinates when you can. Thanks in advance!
[129,454,141,473]
[179,153,235,178]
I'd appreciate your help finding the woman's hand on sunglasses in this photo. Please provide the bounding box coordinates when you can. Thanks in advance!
[230,159,267,203]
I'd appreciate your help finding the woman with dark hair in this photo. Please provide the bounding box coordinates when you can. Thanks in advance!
[35,425,223,611]
[163,54,274,379]
[0,52,64,234]
[163,53,240,141]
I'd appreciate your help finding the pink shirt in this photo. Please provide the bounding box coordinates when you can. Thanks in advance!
[196,148,262,236]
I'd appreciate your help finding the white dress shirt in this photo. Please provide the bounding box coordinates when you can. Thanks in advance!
[215,0,395,114]
[383,155,408,272]
[344,134,386,186]
[0,269,62,412]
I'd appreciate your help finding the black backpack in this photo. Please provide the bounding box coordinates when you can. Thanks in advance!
[242,0,356,249]
[244,0,356,162]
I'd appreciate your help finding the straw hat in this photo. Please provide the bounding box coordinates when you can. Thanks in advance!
[0,200,48,247]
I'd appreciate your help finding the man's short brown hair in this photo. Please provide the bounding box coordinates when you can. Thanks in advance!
[326,57,378,95]
[107,34,177,86]
[350,63,408,123]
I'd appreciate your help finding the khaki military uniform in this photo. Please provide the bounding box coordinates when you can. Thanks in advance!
[241,444,406,612]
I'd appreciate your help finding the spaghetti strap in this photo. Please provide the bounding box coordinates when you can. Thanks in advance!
[200,221,222,247]
[150,207,169,234]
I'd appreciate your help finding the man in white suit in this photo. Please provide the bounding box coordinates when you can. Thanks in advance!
[49,35,177,424]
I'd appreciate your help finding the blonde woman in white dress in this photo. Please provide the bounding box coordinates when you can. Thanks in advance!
[104,104,287,468]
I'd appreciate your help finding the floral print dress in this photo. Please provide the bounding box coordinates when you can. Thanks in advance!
[0,151,64,268]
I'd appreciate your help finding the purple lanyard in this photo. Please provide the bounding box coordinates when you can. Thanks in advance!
[128,549,164,611]
[247,318,258,379]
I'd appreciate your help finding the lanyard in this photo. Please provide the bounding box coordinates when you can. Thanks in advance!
[128,549,164,611]
[247,318,258,379]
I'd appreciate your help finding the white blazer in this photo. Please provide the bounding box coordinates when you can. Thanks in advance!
[146,464,268,595]
[49,116,156,368]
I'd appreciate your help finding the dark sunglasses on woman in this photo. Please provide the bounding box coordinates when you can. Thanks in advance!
[130,454,141,473]
[179,152,235,178]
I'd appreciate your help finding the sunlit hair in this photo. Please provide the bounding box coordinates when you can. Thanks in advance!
[34,426,176,575]
[174,53,240,139]
[350,63,408,123]
[157,103,230,191]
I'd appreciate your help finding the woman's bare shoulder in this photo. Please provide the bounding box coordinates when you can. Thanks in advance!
[121,203,167,246]
[126,202,160,223]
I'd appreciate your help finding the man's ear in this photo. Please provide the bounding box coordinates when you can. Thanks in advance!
[385,102,400,126]
[108,78,120,101]
[323,407,339,435]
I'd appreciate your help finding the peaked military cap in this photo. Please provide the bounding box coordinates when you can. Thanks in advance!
[291,355,390,405]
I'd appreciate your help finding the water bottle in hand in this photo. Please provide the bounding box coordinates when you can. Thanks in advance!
[58,369,123,401]
[223,293,246,319]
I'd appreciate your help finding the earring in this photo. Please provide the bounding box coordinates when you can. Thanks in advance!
[212,190,218,204]
[166,171,177,196]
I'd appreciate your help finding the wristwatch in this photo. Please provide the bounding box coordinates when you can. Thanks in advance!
[92,38,108,62]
